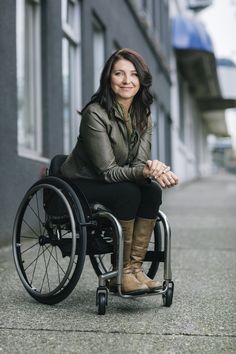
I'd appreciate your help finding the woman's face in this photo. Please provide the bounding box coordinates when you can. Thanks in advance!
[110,59,140,105]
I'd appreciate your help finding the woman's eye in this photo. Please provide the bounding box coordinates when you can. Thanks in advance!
[132,72,138,76]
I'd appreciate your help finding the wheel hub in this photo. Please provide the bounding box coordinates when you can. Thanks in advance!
[39,235,50,246]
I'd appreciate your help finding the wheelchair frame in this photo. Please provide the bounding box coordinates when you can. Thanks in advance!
[12,156,174,315]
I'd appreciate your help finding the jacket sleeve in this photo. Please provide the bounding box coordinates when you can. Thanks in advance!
[80,110,146,183]
[131,115,152,167]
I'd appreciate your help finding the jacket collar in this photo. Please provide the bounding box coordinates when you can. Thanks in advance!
[113,101,136,126]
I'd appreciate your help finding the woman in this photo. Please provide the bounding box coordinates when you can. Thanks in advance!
[61,48,178,295]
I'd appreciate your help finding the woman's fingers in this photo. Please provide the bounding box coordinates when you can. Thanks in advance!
[155,171,179,188]
[146,160,168,177]
[155,176,167,188]
[166,171,179,185]
[160,171,178,187]
[163,166,171,174]
[159,174,172,187]
[145,160,179,188]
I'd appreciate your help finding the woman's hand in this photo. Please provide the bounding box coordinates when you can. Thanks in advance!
[156,170,179,188]
[143,160,179,188]
[143,159,170,178]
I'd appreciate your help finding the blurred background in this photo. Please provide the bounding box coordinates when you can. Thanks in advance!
[0,0,236,246]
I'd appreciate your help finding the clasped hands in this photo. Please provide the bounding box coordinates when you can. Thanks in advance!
[143,160,179,188]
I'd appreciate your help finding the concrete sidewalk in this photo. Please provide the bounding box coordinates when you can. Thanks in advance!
[0,173,236,354]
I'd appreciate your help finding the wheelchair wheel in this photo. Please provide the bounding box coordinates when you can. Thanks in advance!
[12,177,87,305]
[90,218,162,279]
[96,287,108,315]
[98,293,106,315]
[162,281,174,307]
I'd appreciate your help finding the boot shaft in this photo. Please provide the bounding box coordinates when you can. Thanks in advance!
[131,217,156,268]
[118,219,135,268]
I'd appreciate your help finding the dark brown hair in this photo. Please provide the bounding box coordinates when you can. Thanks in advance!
[83,48,153,133]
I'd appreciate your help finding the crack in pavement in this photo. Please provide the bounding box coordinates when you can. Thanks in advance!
[0,327,235,338]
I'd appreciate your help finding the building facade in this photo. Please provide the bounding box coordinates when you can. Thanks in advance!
[0,0,172,245]
[169,0,235,182]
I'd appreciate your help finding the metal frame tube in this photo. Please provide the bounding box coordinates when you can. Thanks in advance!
[158,210,172,281]
[95,209,172,299]
[95,211,123,289]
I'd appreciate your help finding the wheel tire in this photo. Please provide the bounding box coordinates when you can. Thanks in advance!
[163,282,174,307]
[98,292,107,315]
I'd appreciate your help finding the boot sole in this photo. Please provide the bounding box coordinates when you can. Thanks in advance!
[148,285,162,292]
[109,285,149,295]
[122,288,150,295]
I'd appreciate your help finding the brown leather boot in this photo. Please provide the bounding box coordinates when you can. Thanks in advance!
[122,265,148,294]
[131,217,162,291]
[109,219,148,294]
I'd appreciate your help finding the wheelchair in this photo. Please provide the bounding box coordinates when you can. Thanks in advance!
[12,155,174,315]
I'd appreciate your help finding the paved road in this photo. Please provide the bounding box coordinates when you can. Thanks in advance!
[0,173,236,354]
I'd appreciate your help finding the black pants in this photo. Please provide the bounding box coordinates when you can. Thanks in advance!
[73,179,162,220]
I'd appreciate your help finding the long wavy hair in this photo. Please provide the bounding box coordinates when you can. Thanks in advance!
[82,48,153,133]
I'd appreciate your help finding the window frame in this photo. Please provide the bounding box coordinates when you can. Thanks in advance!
[61,0,82,154]
[151,97,159,159]
[92,15,105,92]
[16,0,43,160]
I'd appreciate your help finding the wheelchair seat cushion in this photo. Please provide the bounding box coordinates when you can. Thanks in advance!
[49,155,68,176]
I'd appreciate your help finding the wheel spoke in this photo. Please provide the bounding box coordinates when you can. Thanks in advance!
[40,245,53,292]
[22,218,40,238]
[45,246,67,276]
[21,235,38,239]
[55,246,61,284]
[21,241,39,255]
[23,244,51,271]
[35,192,43,235]
[61,229,72,238]
[30,244,41,285]
[28,201,45,231]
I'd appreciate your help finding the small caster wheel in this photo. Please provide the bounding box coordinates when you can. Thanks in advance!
[162,281,174,307]
[98,292,107,315]
[96,287,108,315]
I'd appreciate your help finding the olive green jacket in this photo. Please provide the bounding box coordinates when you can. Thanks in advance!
[61,102,152,184]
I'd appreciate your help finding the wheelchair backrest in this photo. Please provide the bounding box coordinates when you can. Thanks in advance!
[46,154,92,223]
[45,155,69,221]
[49,155,68,176]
